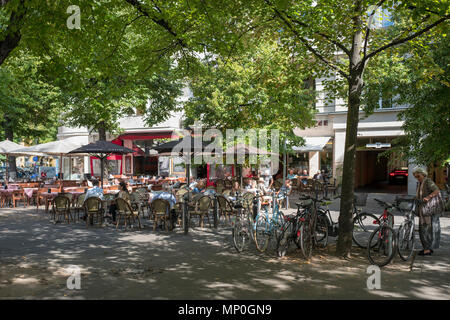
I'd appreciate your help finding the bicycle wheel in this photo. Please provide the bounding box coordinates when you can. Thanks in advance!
[232,215,250,253]
[254,215,270,252]
[367,225,397,267]
[277,219,294,257]
[397,221,415,261]
[353,212,380,248]
[314,213,329,248]
[293,213,306,248]
[300,219,313,259]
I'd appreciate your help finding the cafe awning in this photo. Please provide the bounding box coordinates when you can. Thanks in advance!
[292,136,331,152]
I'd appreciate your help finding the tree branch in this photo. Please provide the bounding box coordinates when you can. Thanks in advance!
[363,0,387,58]
[125,0,188,48]
[288,15,351,56]
[265,0,349,79]
[364,15,449,62]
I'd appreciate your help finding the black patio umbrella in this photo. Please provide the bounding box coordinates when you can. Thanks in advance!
[153,137,212,186]
[153,136,214,233]
[68,140,134,189]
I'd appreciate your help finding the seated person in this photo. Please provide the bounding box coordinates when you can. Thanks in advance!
[244,179,258,195]
[313,171,323,181]
[287,169,298,180]
[257,178,270,195]
[277,179,292,198]
[108,182,131,223]
[151,184,177,209]
[81,179,104,221]
[192,180,206,194]
[189,179,198,190]
[231,181,241,195]
[298,169,309,185]
[84,179,104,202]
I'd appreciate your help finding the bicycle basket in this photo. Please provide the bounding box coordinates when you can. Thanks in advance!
[354,193,368,206]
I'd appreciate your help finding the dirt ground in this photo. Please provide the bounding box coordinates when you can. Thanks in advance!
[0,193,449,300]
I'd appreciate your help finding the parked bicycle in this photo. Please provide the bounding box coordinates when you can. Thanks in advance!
[232,191,254,252]
[254,191,286,253]
[297,194,330,259]
[395,198,424,261]
[367,198,397,267]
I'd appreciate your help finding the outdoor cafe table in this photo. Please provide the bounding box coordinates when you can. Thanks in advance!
[38,192,59,213]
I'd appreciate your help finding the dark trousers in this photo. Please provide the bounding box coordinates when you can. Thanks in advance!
[109,204,117,222]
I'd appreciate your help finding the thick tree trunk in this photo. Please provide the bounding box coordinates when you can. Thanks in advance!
[0,1,25,66]
[4,115,17,180]
[336,1,365,258]
[97,121,107,188]
[98,122,107,141]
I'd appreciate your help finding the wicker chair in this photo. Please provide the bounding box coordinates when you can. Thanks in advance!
[223,179,233,190]
[290,178,299,194]
[70,193,86,221]
[84,197,103,228]
[190,195,212,228]
[272,180,283,191]
[325,177,338,197]
[51,195,72,223]
[216,194,235,223]
[149,198,171,231]
[116,197,142,230]
[174,189,189,226]
[311,180,324,198]
[242,192,254,213]
[130,191,148,218]
[215,179,225,194]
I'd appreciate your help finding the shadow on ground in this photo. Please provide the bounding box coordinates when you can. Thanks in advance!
[0,202,448,300]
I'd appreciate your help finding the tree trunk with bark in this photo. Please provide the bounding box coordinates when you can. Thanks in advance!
[336,2,365,257]
[4,115,17,179]
[97,121,107,187]
[0,0,25,67]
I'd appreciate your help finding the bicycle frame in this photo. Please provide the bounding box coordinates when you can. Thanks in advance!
[254,192,285,235]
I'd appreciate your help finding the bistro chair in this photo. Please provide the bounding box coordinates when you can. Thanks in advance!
[70,193,86,221]
[223,179,233,190]
[272,180,283,191]
[290,178,299,194]
[242,192,254,213]
[325,177,338,197]
[12,189,27,208]
[304,179,314,195]
[51,195,72,223]
[116,197,142,230]
[216,194,236,224]
[190,195,212,228]
[149,198,171,231]
[311,180,324,198]
[130,191,147,218]
[174,188,189,226]
[215,179,225,194]
[83,197,104,228]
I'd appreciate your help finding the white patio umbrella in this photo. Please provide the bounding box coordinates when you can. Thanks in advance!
[9,137,88,180]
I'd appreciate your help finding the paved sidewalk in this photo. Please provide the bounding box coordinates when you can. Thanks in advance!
[0,193,449,300]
